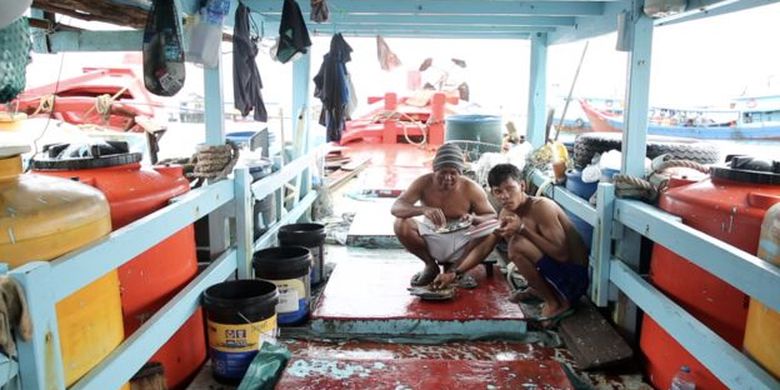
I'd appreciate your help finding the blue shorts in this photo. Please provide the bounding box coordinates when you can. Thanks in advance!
[536,256,589,304]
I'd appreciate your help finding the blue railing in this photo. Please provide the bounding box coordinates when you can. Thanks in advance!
[3,151,317,390]
[532,171,780,390]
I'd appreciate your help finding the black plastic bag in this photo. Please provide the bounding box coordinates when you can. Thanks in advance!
[143,0,186,96]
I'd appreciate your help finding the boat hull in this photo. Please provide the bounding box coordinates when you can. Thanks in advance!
[580,100,780,140]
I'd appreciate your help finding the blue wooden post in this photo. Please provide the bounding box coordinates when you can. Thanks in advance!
[592,183,615,307]
[293,53,312,197]
[613,0,654,338]
[526,32,548,148]
[620,0,653,177]
[11,262,66,390]
[233,167,253,279]
[204,55,230,259]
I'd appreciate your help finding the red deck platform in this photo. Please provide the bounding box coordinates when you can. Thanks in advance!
[310,256,527,337]
[278,339,573,389]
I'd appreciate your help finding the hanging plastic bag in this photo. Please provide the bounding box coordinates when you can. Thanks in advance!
[0,17,31,103]
[143,0,186,96]
[186,0,231,68]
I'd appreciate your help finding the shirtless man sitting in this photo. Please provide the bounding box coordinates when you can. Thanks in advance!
[392,143,497,287]
[433,163,589,323]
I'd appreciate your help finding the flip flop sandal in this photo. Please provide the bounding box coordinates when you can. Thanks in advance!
[526,307,576,329]
[456,274,478,289]
[407,285,456,301]
[410,268,440,287]
[509,288,544,304]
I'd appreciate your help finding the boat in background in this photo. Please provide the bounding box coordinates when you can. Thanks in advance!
[4,67,161,132]
[580,96,780,140]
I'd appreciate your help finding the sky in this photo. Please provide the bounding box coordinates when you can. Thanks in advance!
[23,2,780,121]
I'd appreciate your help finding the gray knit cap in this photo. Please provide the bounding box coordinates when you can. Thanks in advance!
[432,143,465,173]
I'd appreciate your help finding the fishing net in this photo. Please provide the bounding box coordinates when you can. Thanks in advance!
[0,17,31,103]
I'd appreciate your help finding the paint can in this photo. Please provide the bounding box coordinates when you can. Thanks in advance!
[278,223,326,285]
[253,246,313,325]
[202,279,279,384]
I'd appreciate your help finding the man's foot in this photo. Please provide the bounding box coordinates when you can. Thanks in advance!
[456,274,478,289]
[410,264,440,287]
[508,287,542,304]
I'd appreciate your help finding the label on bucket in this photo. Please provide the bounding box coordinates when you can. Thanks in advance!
[268,278,305,313]
[207,315,277,379]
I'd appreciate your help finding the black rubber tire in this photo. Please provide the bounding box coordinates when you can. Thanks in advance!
[573,132,721,168]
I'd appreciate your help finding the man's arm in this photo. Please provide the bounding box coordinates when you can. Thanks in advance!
[519,200,569,261]
[391,176,446,226]
[467,181,497,225]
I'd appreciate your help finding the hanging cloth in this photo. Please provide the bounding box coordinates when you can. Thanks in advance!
[233,3,268,121]
[376,35,401,71]
[310,0,329,23]
[143,0,186,96]
[277,0,311,64]
[313,33,352,142]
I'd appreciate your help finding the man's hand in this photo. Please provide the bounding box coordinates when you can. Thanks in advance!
[496,214,524,239]
[459,213,474,226]
[431,271,457,290]
[423,207,447,227]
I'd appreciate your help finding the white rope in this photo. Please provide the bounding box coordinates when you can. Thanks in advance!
[371,110,428,147]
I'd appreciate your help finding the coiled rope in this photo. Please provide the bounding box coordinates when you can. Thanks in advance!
[158,141,240,186]
[371,110,428,147]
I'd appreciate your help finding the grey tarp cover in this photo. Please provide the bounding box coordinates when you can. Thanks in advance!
[233,3,268,121]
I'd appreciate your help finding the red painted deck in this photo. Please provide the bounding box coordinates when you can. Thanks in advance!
[342,143,434,190]
[312,259,524,321]
[277,358,574,389]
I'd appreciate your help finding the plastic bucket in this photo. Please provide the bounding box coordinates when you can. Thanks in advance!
[253,246,312,325]
[202,279,279,384]
[278,223,326,285]
[565,169,598,200]
[444,115,502,160]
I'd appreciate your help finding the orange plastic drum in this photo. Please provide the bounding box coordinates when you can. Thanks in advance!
[0,146,123,386]
[641,156,780,389]
[32,141,206,389]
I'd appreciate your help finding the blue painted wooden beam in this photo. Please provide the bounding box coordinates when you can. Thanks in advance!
[308,25,555,34]
[43,30,143,53]
[592,183,615,307]
[70,250,238,390]
[531,170,598,226]
[614,199,780,313]
[314,31,532,39]
[656,0,780,26]
[50,180,234,302]
[260,14,578,27]
[526,32,548,147]
[610,260,780,390]
[242,0,606,16]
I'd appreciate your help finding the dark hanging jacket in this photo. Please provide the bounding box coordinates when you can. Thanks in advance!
[277,0,311,64]
[233,3,267,121]
[313,33,352,143]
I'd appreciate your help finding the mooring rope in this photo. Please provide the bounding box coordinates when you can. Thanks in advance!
[158,141,240,186]
[371,110,428,147]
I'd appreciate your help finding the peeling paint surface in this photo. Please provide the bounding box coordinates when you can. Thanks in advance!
[278,358,574,389]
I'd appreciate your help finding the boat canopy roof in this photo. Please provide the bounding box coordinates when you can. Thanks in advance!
[30,0,780,44]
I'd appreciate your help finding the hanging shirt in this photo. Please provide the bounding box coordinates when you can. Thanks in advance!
[313,33,353,143]
[233,3,268,121]
[277,0,311,64]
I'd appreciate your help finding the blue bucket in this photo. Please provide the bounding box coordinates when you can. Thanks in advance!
[565,169,598,200]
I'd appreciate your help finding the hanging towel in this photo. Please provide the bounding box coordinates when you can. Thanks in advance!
[143,0,186,96]
[313,33,352,142]
[0,277,31,357]
[233,3,268,121]
[277,0,311,64]
[310,0,329,23]
[376,35,401,71]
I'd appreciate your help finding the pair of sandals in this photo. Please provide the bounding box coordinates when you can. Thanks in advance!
[409,266,479,289]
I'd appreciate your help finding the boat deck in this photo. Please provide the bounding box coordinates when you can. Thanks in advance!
[187,143,646,389]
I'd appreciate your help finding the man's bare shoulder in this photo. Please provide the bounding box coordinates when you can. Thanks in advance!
[531,196,564,215]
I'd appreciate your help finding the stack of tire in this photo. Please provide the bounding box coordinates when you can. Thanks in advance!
[571,133,721,169]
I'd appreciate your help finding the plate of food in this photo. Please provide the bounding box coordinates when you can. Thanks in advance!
[464,219,501,238]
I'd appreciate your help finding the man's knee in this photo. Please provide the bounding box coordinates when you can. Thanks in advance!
[394,217,417,239]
